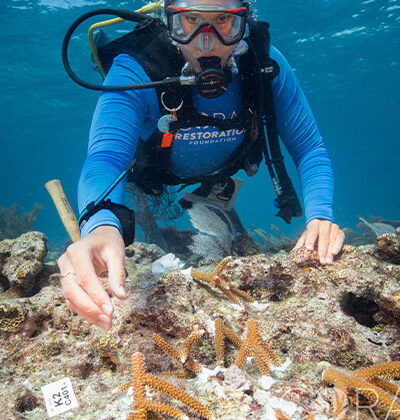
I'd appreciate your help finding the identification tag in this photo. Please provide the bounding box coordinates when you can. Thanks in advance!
[158,114,177,133]
[41,377,78,417]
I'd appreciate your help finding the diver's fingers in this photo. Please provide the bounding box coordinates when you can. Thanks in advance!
[332,227,345,256]
[64,243,114,317]
[294,231,306,249]
[325,224,345,264]
[63,281,111,330]
[326,224,340,264]
[317,220,332,265]
[304,219,320,251]
[102,244,127,300]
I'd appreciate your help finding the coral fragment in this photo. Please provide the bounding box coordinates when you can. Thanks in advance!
[120,352,211,420]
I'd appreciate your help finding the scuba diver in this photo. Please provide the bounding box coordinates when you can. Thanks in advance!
[57,0,345,330]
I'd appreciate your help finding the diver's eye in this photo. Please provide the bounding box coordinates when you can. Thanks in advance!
[183,13,200,25]
[215,14,234,25]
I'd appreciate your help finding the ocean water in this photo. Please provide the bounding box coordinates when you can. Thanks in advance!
[0,0,399,248]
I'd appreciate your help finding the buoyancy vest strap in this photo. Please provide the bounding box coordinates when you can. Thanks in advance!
[263,84,302,222]
[247,20,302,223]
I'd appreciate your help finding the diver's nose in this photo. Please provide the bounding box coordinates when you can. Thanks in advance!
[197,27,216,51]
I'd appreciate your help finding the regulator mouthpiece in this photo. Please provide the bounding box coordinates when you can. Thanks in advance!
[195,56,230,98]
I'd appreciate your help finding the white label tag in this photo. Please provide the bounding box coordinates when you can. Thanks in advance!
[41,377,78,417]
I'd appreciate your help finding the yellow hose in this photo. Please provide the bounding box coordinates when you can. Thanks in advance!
[88,2,162,78]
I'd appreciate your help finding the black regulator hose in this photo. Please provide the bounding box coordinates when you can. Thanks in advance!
[61,9,182,91]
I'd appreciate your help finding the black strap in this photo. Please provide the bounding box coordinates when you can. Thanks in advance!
[263,80,302,222]
[247,20,303,224]
[97,19,184,79]
[169,113,249,131]
[79,199,135,246]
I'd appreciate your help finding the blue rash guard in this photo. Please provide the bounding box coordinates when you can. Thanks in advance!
[78,45,334,237]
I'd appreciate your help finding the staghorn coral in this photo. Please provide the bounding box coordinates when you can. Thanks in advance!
[343,216,398,246]
[304,415,315,420]
[353,361,400,380]
[274,408,292,420]
[191,256,255,306]
[322,361,400,419]
[235,319,281,376]
[119,352,211,420]
[214,318,242,367]
[152,329,204,379]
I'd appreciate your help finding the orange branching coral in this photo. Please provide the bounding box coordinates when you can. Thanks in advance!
[353,361,400,381]
[119,352,211,420]
[274,408,291,419]
[214,318,242,366]
[191,256,255,306]
[304,414,315,420]
[153,329,204,379]
[322,362,400,420]
[235,319,281,376]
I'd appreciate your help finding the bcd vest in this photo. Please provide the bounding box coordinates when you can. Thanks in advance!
[97,19,273,194]
[97,18,302,223]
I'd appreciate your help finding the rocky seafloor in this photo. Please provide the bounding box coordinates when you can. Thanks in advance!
[0,231,400,420]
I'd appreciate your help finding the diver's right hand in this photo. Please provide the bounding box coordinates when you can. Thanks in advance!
[57,225,127,330]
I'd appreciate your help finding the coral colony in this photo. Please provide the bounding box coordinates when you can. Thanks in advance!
[122,318,282,419]
[117,259,284,420]
[214,318,281,375]
[118,352,211,419]
[322,362,400,419]
[117,251,400,420]
[190,256,255,307]
[152,329,204,379]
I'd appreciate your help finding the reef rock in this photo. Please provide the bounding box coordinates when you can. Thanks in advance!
[373,233,400,265]
[0,235,399,419]
[0,231,47,295]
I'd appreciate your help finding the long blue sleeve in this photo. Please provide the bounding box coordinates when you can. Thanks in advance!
[78,46,334,237]
[78,55,159,237]
[270,46,334,223]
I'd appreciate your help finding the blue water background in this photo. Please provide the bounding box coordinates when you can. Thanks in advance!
[0,0,399,248]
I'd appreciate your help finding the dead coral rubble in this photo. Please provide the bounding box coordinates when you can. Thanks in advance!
[0,236,399,419]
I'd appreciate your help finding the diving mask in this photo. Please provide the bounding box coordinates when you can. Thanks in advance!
[166,0,248,51]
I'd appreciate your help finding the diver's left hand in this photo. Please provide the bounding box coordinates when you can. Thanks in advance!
[294,218,345,265]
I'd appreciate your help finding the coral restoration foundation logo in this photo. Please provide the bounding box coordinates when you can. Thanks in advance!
[175,111,245,146]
